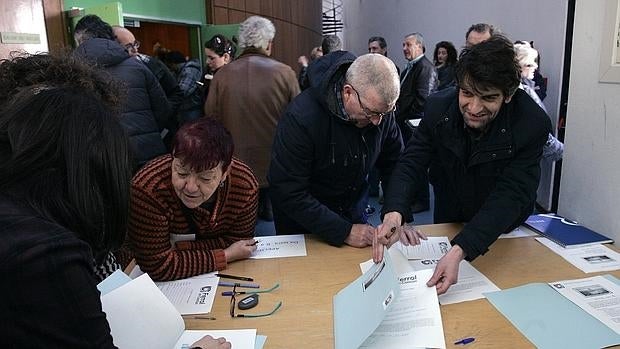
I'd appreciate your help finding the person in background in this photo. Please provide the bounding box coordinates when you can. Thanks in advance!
[397,32,437,213]
[205,16,300,222]
[514,41,564,161]
[268,53,418,248]
[374,36,551,295]
[201,34,236,103]
[433,41,458,90]
[297,46,323,89]
[73,15,172,170]
[127,117,258,281]
[321,34,342,54]
[465,23,495,47]
[163,51,204,125]
[0,52,131,347]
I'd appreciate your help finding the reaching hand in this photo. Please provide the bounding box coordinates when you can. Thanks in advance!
[400,224,427,246]
[190,335,231,349]
[345,224,375,248]
[426,245,466,295]
[372,212,402,263]
[224,239,257,263]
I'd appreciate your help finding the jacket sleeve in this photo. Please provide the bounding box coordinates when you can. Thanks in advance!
[452,117,551,260]
[144,66,173,131]
[268,111,353,246]
[204,74,219,117]
[375,114,404,189]
[177,63,202,97]
[381,113,436,221]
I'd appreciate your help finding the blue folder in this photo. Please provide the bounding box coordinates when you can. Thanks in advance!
[484,275,620,349]
[524,214,613,248]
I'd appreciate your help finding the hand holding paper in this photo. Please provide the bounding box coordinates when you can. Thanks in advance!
[427,245,466,295]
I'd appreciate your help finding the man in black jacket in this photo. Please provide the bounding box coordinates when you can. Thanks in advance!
[374,35,551,294]
[268,53,404,248]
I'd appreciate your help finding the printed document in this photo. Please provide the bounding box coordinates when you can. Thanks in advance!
[359,269,446,349]
[395,236,451,260]
[549,276,620,334]
[99,273,257,349]
[250,234,307,259]
[537,237,620,273]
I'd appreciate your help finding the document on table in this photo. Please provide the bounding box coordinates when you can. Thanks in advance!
[99,273,257,349]
[250,234,307,259]
[333,247,400,349]
[499,225,539,239]
[536,237,620,273]
[395,236,451,260]
[359,269,446,349]
[549,275,620,334]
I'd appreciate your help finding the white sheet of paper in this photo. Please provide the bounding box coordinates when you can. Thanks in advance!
[359,269,446,349]
[101,274,185,349]
[174,329,256,349]
[155,277,219,315]
[364,239,500,305]
[360,246,415,276]
[394,236,451,260]
[549,276,620,334]
[499,225,539,239]
[536,237,620,273]
[250,234,307,259]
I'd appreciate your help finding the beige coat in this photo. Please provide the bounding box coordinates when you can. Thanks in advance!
[205,49,300,187]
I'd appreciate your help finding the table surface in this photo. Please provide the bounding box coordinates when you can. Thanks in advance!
[183,223,620,348]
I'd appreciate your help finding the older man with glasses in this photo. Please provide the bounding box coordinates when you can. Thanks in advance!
[268,52,421,249]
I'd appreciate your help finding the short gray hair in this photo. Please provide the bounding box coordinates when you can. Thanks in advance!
[405,32,424,48]
[238,16,275,50]
[345,54,400,106]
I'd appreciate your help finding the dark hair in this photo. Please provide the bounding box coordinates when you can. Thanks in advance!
[0,54,131,253]
[74,14,114,44]
[205,34,236,57]
[164,51,186,64]
[455,35,520,98]
[465,23,495,40]
[321,35,342,54]
[368,36,387,49]
[172,117,234,172]
[433,41,458,66]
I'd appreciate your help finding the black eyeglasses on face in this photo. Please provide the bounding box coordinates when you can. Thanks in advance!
[124,40,140,51]
[349,85,394,121]
[228,283,282,318]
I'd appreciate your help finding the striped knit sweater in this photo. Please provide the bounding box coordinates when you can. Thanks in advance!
[128,154,258,281]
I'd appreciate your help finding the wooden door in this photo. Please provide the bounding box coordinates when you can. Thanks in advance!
[0,0,49,59]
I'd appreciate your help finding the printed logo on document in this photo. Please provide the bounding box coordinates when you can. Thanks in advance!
[195,285,212,304]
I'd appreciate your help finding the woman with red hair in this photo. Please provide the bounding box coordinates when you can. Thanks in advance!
[127,117,259,281]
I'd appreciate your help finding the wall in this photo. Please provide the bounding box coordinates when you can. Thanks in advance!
[559,0,620,242]
[341,0,569,210]
[63,0,206,24]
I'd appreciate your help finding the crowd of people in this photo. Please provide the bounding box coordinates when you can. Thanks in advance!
[0,13,563,347]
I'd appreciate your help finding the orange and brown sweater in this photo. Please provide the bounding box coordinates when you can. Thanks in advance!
[127,155,258,281]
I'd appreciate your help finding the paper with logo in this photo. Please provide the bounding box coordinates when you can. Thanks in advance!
[359,269,446,349]
[100,273,257,349]
[155,276,219,315]
[250,234,307,259]
[395,236,451,260]
[333,247,400,349]
[536,237,620,273]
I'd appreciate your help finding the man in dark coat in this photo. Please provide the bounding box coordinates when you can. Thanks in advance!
[74,15,172,170]
[268,52,404,248]
[374,35,552,294]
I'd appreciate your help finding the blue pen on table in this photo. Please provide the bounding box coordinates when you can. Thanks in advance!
[218,281,259,288]
[454,337,475,345]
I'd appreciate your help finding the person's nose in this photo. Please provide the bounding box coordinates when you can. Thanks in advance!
[184,176,199,192]
[468,97,484,115]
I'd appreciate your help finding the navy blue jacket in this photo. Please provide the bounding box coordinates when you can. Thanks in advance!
[382,87,551,260]
[268,51,404,245]
[75,38,172,169]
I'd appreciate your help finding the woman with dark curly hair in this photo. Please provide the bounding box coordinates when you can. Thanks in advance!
[433,40,458,90]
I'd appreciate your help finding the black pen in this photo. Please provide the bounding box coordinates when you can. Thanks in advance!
[215,273,254,282]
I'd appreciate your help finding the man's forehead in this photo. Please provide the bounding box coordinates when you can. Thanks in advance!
[460,81,503,97]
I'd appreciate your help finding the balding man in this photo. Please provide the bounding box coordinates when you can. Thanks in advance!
[465,23,494,47]
[268,53,405,248]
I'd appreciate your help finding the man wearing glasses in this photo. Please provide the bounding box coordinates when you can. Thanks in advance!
[268,52,405,248]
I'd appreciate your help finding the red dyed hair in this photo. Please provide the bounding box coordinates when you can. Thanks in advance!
[172,117,234,172]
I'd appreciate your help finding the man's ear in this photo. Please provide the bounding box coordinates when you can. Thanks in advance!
[504,94,513,104]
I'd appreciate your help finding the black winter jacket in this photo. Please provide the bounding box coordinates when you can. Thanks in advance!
[382,87,551,260]
[268,51,403,246]
[75,38,172,169]
[396,55,438,123]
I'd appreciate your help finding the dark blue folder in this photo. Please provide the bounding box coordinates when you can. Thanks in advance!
[524,214,613,248]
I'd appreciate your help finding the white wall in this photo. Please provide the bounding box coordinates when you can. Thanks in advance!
[341,0,569,210]
[559,0,620,243]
